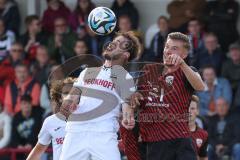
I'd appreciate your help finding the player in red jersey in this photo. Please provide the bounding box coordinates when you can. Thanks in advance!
[126,32,205,160]
[189,95,208,160]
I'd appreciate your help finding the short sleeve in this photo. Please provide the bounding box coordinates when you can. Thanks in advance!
[38,119,51,146]
[73,68,87,88]
[184,66,199,92]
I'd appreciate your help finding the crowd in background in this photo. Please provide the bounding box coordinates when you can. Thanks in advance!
[0,0,240,160]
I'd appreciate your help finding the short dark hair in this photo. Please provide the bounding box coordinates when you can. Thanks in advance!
[188,18,200,23]
[158,16,168,23]
[25,15,39,26]
[204,32,218,41]
[14,62,28,70]
[115,31,142,61]
[20,95,32,102]
[167,32,191,51]
[200,64,216,75]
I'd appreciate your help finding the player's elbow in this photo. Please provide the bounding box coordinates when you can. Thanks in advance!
[194,81,205,91]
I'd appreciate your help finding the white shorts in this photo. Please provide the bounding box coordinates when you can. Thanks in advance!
[60,131,121,160]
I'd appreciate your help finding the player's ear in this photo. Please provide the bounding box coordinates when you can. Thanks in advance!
[182,49,188,59]
[123,52,130,60]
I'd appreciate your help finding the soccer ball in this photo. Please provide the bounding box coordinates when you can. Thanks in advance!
[88,7,117,35]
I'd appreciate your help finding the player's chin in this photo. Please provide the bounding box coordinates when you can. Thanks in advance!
[103,52,112,60]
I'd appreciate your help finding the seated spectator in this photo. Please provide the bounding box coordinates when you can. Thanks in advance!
[117,14,142,42]
[42,0,71,33]
[207,97,240,160]
[0,0,20,35]
[30,45,51,86]
[149,16,170,62]
[0,42,25,86]
[203,0,239,52]
[4,63,41,115]
[74,39,89,56]
[118,14,133,33]
[10,95,42,156]
[187,18,205,65]
[82,25,111,57]
[19,15,47,61]
[111,0,139,30]
[69,39,103,77]
[0,18,15,62]
[194,33,224,75]
[48,64,65,82]
[47,17,78,64]
[40,64,63,117]
[222,43,240,95]
[197,65,232,116]
[167,0,206,32]
[69,0,95,38]
[0,101,11,148]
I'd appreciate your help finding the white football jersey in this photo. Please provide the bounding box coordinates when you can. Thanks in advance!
[38,114,66,160]
[66,66,135,133]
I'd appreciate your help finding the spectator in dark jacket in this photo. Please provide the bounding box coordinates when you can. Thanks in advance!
[30,45,51,86]
[42,0,71,33]
[0,0,20,35]
[207,97,240,160]
[19,15,47,61]
[111,0,139,30]
[69,0,95,38]
[4,63,41,115]
[82,25,111,57]
[187,18,205,66]
[194,33,224,75]
[11,95,42,159]
[47,17,78,64]
[149,16,170,62]
[204,0,239,52]
[222,43,240,96]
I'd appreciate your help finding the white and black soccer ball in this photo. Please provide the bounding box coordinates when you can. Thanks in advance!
[88,7,117,35]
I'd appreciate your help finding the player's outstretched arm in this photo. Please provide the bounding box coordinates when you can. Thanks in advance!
[165,54,205,91]
[199,157,208,160]
[180,61,205,91]
[26,143,48,160]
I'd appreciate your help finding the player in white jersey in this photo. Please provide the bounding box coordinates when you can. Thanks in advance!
[59,31,142,160]
[26,78,75,160]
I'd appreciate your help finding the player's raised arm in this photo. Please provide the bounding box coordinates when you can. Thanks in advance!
[179,61,205,91]
[26,143,48,160]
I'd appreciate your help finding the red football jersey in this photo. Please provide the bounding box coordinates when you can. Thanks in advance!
[190,126,208,157]
[138,64,194,141]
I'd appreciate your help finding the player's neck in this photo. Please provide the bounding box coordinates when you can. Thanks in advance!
[104,59,124,67]
[104,60,112,67]
[189,121,197,132]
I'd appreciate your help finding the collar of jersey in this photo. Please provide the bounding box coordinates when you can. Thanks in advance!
[102,65,112,71]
